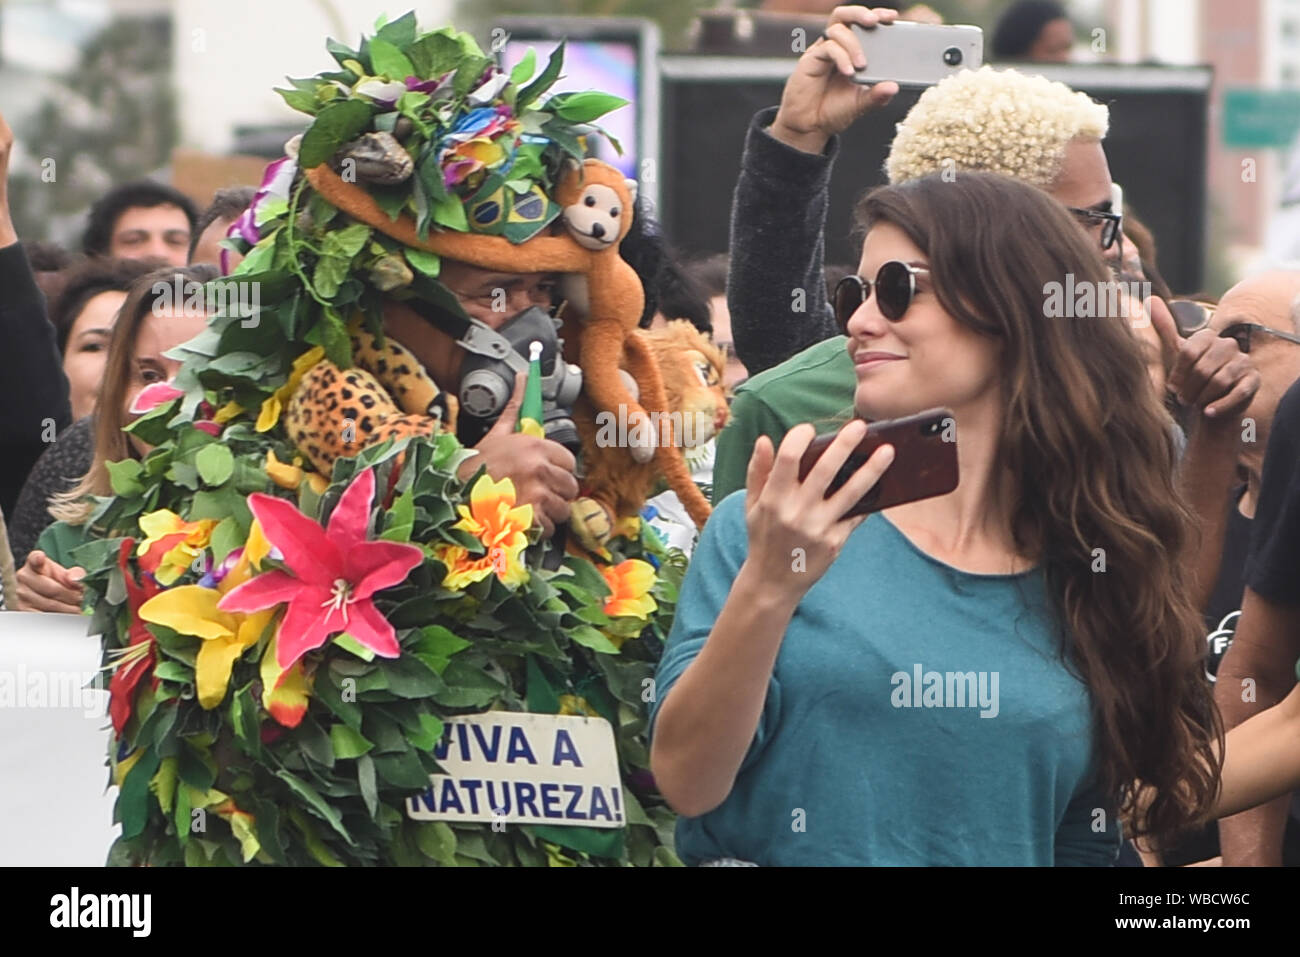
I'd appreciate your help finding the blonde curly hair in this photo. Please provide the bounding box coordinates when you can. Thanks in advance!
[885,66,1109,188]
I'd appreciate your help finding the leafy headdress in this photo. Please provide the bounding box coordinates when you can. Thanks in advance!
[76,14,683,867]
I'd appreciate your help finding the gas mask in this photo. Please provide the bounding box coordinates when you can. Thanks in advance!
[453,306,583,451]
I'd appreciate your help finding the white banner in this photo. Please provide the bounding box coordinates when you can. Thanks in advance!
[0,613,118,866]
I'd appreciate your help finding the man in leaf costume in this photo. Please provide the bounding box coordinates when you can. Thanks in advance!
[78,14,691,866]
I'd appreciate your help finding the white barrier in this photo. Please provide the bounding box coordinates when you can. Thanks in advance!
[0,612,119,866]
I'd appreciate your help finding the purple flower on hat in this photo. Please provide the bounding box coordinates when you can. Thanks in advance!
[226,154,298,263]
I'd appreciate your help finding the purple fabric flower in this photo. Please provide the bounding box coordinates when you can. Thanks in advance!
[227,154,298,256]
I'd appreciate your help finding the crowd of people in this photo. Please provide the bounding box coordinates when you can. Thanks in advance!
[3,1,1300,867]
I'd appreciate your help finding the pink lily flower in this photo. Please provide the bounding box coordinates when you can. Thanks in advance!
[217,469,423,670]
[128,381,185,415]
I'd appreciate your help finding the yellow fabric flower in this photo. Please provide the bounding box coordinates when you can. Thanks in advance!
[600,559,657,621]
[137,526,274,709]
[266,449,305,489]
[136,510,218,586]
[266,449,329,495]
[213,401,245,424]
[557,694,596,717]
[257,346,325,432]
[433,474,532,589]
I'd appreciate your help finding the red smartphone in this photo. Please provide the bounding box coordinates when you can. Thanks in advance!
[795,408,959,517]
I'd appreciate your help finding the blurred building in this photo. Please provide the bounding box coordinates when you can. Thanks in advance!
[1104,0,1300,275]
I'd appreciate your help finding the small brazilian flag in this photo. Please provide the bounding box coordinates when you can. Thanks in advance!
[518,340,546,439]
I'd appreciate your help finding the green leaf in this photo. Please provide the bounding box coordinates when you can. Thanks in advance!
[106,459,144,497]
[177,743,217,792]
[357,753,378,817]
[415,821,456,864]
[288,805,345,865]
[412,625,470,675]
[453,54,491,99]
[407,713,444,752]
[549,91,629,124]
[299,98,372,168]
[330,723,374,759]
[167,461,200,490]
[275,769,355,844]
[374,10,417,50]
[174,776,192,845]
[323,221,372,259]
[368,38,414,79]
[518,41,564,110]
[403,247,440,280]
[318,308,352,368]
[432,192,468,232]
[152,661,191,684]
[318,672,363,730]
[370,184,409,221]
[569,625,621,654]
[275,86,318,114]
[191,485,252,527]
[453,830,498,864]
[509,48,537,87]
[380,488,415,542]
[209,516,244,566]
[326,37,362,70]
[118,748,160,840]
[433,659,506,708]
[528,822,624,860]
[377,654,444,699]
[334,633,376,661]
[149,756,178,814]
[195,444,234,486]
[373,749,432,788]
[407,32,464,79]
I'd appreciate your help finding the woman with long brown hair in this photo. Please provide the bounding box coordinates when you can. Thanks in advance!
[15,264,215,612]
[649,171,1220,864]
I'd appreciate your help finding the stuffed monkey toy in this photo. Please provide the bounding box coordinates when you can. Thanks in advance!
[303,159,712,545]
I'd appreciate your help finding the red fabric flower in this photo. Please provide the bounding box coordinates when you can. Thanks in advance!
[109,539,162,735]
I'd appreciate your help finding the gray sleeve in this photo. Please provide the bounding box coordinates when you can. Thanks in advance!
[727,107,839,376]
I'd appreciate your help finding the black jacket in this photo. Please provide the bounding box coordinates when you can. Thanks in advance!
[0,242,71,518]
[727,107,840,377]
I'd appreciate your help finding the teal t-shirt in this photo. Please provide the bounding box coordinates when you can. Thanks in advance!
[650,493,1120,866]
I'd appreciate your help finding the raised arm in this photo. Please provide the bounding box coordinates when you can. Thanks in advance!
[650,421,893,816]
[728,6,899,376]
[0,110,72,518]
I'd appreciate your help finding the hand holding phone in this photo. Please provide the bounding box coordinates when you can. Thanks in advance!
[742,421,896,599]
[767,6,902,155]
[850,21,983,87]
[796,408,959,518]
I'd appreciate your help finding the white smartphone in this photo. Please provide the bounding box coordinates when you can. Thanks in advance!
[850,21,983,87]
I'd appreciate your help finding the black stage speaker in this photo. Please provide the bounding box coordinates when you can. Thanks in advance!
[659,59,1213,294]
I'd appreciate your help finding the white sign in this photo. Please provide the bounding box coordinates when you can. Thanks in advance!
[406,712,625,828]
[0,613,119,865]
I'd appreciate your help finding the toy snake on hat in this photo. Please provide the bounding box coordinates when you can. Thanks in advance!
[75,15,691,867]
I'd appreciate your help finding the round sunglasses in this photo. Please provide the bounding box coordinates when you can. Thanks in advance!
[833,261,930,331]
